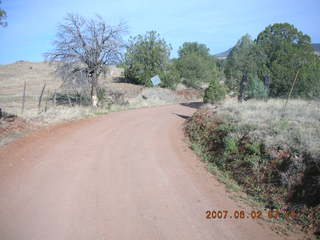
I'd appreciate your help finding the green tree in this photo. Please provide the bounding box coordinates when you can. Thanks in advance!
[246,78,268,99]
[159,60,181,89]
[175,42,219,88]
[178,42,210,58]
[124,31,172,86]
[203,79,226,104]
[225,34,258,90]
[256,23,319,97]
[0,1,7,27]
[225,34,270,100]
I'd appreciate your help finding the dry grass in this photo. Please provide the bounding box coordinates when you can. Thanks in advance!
[186,99,320,236]
[22,106,105,125]
[216,98,320,158]
[0,61,201,130]
[0,61,133,122]
[0,61,60,98]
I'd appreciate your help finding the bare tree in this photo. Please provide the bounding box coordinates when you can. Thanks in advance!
[45,14,127,106]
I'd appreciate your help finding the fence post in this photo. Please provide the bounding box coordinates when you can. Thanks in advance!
[45,90,50,112]
[67,93,72,106]
[38,82,46,114]
[21,80,27,114]
[53,90,56,107]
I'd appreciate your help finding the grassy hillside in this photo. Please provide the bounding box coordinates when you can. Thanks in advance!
[185,98,320,236]
[0,61,201,122]
[0,61,127,116]
[0,61,60,98]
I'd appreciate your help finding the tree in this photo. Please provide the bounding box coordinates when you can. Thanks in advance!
[159,60,181,89]
[45,14,127,106]
[0,1,7,27]
[256,23,319,97]
[203,79,226,104]
[123,31,172,86]
[178,42,210,58]
[246,77,268,99]
[224,34,269,100]
[225,34,257,89]
[176,42,219,88]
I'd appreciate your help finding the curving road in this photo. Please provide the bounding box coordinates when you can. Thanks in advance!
[0,104,294,240]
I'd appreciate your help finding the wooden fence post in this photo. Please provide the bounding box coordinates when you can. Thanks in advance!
[45,90,50,112]
[21,80,26,114]
[67,93,72,106]
[38,83,46,114]
[53,90,57,107]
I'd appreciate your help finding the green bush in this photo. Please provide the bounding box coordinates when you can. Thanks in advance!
[185,109,320,236]
[203,80,226,104]
[246,78,268,99]
[256,23,320,98]
[123,31,171,87]
[224,136,238,155]
[159,63,181,90]
[175,42,220,88]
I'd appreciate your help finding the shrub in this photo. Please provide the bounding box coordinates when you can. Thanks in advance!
[159,63,181,90]
[175,42,220,88]
[123,31,171,87]
[54,92,91,106]
[246,78,268,99]
[203,79,226,104]
[224,136,238,155]
[185,100,320,235]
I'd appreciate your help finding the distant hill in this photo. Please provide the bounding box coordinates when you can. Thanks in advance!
[215,43,320,59]
[214,48,233,59]
[312,44,320,55]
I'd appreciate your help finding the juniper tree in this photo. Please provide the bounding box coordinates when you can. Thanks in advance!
[123,31,172,86]
[175,42,219,88]
[256,23,319,97]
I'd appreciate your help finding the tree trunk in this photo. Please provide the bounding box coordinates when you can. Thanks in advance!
[238,72,248,102]
[90,76,98,107]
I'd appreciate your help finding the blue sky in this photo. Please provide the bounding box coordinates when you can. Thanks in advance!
[0,0,319,64]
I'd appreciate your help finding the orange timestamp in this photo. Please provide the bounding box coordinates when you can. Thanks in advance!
[205,209,297,220]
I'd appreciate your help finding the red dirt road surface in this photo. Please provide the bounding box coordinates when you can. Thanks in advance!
[0,104,296,240]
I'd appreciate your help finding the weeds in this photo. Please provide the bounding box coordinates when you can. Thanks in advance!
[185,99,320,236]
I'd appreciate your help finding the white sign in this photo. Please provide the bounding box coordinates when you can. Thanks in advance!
[151,75,161,86]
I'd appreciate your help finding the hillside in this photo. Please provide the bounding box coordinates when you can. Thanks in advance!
[312,43,320,55]
[0,61,200,119]
[0,61,61,98]
[214,47,233,59]
[185,99,320,236]
[0,61,123,97]
[0,61,132,114]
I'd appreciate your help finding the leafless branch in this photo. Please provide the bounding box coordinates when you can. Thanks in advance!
[44,13,128,106]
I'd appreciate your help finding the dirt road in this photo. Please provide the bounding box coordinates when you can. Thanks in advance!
[0,104,293,240]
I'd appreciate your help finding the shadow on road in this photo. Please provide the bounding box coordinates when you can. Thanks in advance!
[173,113,191,120]
[180,102,203,109]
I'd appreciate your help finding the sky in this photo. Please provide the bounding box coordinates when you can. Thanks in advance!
[0,0,319,64]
